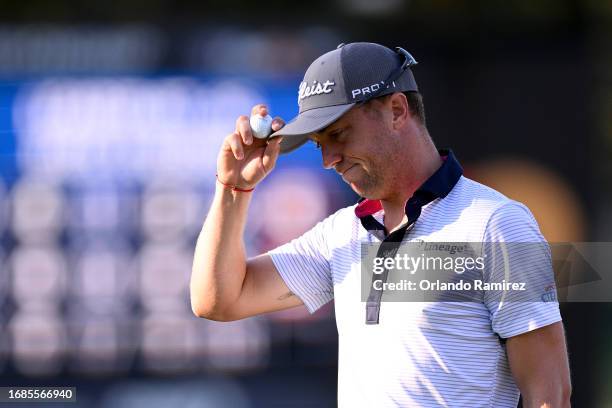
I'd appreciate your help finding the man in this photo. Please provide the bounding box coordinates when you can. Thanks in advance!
[191,42,571,407]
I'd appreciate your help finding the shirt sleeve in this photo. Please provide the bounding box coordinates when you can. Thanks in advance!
[482,202,562,339]
[267,215,335,313]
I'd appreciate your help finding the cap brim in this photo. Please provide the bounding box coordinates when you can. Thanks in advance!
[270,103,356,154]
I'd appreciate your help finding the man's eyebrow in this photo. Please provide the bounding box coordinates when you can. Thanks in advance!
[314,123,350,139]
[329,125,348,135]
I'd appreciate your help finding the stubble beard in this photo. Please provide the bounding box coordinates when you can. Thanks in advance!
[349,163,385,199]
[357,136,402,200]
[348,121,400,199]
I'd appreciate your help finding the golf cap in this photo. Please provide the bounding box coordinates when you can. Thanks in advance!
[272,42,419,153]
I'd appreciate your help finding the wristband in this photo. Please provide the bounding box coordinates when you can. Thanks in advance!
[215,174,255,192]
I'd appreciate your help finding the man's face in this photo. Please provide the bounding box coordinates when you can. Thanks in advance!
[311,101,403,199]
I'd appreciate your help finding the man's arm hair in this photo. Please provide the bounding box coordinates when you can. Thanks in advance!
[277,291,296,301]
[506,321,572,407]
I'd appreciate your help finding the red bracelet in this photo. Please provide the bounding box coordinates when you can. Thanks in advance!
[215,174,255,192]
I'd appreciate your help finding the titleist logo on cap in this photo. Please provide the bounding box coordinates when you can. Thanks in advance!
[298,80,335,102]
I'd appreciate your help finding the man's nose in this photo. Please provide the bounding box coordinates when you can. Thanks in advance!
[321,144,342,170]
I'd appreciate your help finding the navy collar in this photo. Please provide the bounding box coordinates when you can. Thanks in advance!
[416,148,463,201]
[356,148,463,235]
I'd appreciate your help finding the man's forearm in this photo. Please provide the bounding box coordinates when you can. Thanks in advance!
[521,389,571,408]
[507,322,572,408]
[519,375,571,408]
[190,184,252,319]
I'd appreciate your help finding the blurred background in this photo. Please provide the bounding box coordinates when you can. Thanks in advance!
[0,0,610,407]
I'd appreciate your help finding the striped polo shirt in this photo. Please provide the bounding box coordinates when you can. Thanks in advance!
[268,151,561,407]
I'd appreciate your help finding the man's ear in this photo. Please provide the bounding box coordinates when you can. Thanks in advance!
[389,92,409,130]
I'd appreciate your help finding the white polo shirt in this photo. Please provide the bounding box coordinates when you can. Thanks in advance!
[269,171,561,407]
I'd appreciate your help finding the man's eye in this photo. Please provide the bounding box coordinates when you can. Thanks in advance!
[313,140,321,149]
[330,130,345,142]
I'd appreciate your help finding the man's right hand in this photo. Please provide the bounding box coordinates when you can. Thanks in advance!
[217,104,285,190]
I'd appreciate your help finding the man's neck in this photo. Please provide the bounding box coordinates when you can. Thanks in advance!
[382,206,408,234]
[380,150,442,234]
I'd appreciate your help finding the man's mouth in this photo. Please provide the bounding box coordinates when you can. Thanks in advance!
[340,164,357,180]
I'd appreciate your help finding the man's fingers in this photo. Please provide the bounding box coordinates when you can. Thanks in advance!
[262,137,283,173]
[235,115,253,146]
[225,132,244,160]
[251,104,268,117]
[271,116,285,132]
[239,106,279,145]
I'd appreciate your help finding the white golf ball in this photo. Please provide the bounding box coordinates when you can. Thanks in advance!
[250,114,273,139]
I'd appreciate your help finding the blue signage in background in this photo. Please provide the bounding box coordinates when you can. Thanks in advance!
[1,75,326,186]
[0,83,18,185]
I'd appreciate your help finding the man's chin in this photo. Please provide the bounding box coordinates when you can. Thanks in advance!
[348,182,379,200]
